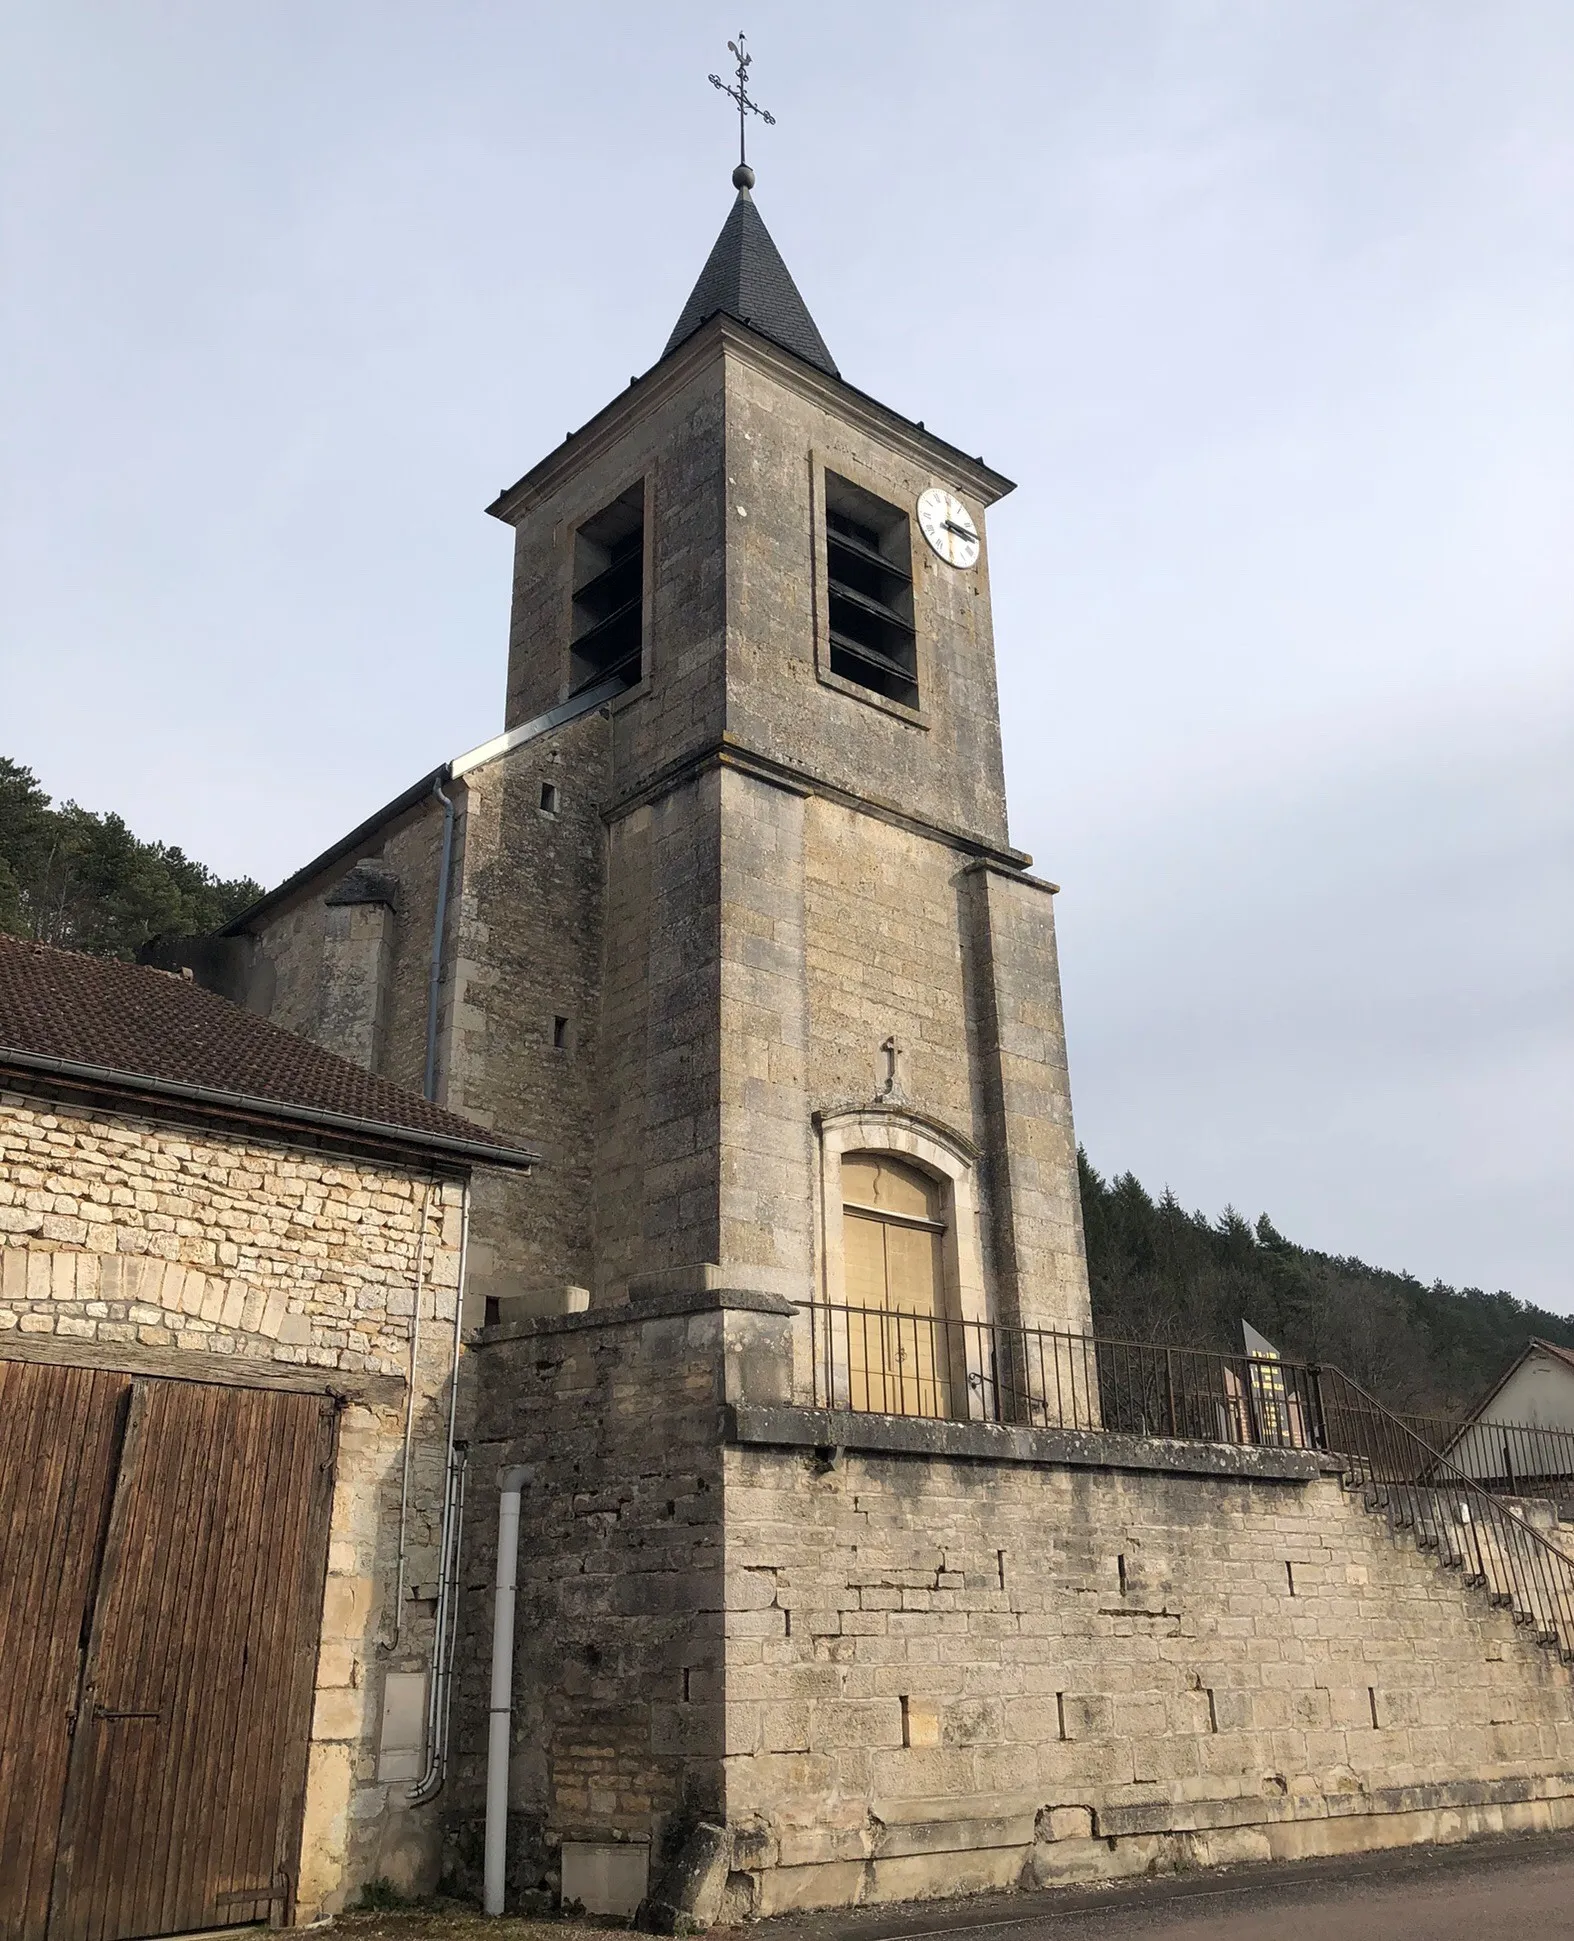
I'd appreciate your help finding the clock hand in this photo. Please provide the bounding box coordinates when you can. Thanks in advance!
[942,520,975,540]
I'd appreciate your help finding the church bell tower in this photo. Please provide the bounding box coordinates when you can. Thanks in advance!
[478,154,1091,1339]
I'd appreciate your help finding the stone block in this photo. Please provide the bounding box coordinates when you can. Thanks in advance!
[561,1840,650,1919]
[1043,1805,1094,1841]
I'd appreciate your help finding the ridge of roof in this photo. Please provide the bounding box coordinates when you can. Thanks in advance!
[0,935,535,1169]
[664,186,838,378]
[1451,1334,1574,1433]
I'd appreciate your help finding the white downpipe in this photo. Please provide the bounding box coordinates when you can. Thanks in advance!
[484,1464,529,1916]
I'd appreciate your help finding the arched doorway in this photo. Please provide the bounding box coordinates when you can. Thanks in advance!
[841,1153,952,1416]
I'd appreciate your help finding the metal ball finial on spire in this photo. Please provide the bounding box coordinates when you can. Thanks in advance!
[709,32,774,188]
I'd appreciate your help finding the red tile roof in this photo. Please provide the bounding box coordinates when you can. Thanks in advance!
[0,935,534,1169]
[1531,1339,1574,1377]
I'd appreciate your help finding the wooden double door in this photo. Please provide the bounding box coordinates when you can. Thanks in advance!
[842,1155,954,1418]
[0,1361,337,1941]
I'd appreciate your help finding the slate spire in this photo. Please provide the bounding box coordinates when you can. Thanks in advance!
[663,170,839,380]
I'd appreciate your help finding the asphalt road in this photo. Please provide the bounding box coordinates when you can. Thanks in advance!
[755,1832,1574,1940]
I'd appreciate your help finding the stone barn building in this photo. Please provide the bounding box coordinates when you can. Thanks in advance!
[0,938,532,1930]
[19,168,1574,1929]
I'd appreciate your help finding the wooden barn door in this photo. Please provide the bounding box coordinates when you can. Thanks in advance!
[0,1362,337,1941]
[0,1365,131,1941]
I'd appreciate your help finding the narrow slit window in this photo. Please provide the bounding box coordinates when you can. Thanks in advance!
[539,781,560,815]
[552,1016,569,1050]
[570,483,644,696]
[824,472,917,710]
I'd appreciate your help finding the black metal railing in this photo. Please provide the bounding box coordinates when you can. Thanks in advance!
[799,1302,1574,1664]
[1391,1411,1574,1496]
[798,1303,1318,1447]
[1317,1366,1574,1662]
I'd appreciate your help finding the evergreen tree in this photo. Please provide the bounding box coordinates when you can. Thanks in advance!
[0,757,261,960]
[1079,1147,1572,1413]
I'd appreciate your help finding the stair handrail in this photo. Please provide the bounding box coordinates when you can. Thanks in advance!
[1314,1363,1574,1660]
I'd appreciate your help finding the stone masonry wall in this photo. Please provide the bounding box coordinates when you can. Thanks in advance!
[451,1302,1574,1922]
[800,799,1089,1328]
[717,766,811,1297]
[442,709,610,1311]
[0,1087,473,1912]
[240,712,612,1318]
[598,770,725,1298]
[724,1426,1574,1913]
[503,350,729,792]
[250,795,449,1113]
[449,1300,741,1907]
[723,343,1011,850]
[803,799,979,1137]
[961,863,1089,1335]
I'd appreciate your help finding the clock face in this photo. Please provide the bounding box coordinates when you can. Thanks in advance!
[916,487,980,569]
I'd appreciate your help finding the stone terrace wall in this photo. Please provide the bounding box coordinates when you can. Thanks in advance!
[723,1421,1574,1914]
[447,1303,1574,1922]
[0,1086,471,1912]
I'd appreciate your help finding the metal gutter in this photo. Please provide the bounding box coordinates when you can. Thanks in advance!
[449,676,624,779]
[0,1044,538,1172]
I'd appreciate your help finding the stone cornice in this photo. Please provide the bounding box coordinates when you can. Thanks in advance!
[715,323,1015,505]
[727,1403,1333,1483]
[486,314,1014,527]
[601,736,1053,883]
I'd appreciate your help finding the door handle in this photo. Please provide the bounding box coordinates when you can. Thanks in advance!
[92,1706,162,1721]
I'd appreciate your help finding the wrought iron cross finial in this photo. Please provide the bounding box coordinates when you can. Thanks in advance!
[709,31,775,178]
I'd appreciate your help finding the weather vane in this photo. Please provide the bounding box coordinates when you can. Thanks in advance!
[710,32,774,185]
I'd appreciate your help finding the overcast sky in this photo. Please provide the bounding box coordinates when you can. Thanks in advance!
[3,3,1570,1306]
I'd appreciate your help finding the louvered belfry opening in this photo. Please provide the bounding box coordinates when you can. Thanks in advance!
[824,472,918,709]
[570,482,645,695]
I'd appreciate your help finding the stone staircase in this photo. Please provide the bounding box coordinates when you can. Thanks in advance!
[1319,1365,1574,1665]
